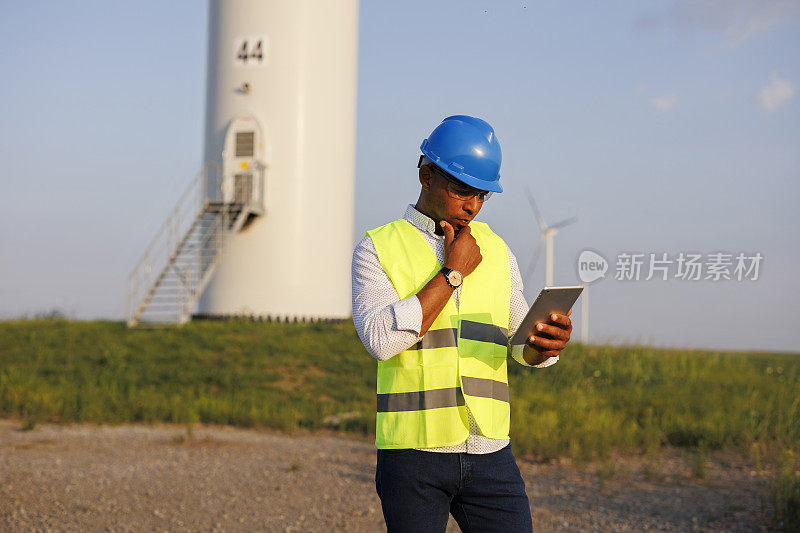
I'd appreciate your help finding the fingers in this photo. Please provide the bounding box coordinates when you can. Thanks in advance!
[534,348,561,358]
[456,225,472,240]
[528,312,572,356]
[440,220,455,247]
[547,313,572,330]
[534,322,570,341]
[454,225,476,249]
[528,334,567,353]
[442,221,481,275]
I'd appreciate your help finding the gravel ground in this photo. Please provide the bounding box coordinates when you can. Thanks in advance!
[0,419,774,532]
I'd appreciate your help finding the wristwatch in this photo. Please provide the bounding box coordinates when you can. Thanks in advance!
[440,267,463,289]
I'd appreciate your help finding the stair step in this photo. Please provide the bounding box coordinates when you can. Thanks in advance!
[172,256,217,262]
[153,284,197,290]
[140,310,180,316]
[150,289,189,295]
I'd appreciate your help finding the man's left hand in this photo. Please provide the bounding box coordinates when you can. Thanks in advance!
[527,310,572,360]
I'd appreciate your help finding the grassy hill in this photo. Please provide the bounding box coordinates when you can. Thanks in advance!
[1,318,797,460]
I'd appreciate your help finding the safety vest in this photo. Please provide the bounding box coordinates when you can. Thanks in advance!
[366,218,511,449]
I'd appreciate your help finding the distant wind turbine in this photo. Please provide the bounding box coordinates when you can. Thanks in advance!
[524,187,577,287]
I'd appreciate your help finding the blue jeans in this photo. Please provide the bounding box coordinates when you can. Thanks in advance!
[375,443,533,532]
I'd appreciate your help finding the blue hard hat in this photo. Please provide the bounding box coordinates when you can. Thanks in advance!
[420,115,503,193]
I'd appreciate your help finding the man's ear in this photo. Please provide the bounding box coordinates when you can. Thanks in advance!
[419,165,434,191]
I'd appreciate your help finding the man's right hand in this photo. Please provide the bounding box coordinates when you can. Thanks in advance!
[416,221,483,336]
[441,221,482,277]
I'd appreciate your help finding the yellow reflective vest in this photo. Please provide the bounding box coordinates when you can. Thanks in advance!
[366,218,511,449]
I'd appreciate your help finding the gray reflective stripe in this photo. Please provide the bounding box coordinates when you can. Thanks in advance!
[377,387,465,413]
[459,320,509,347]
[461,376,510,403]
[409,328,458,350]
[407,323,509,351]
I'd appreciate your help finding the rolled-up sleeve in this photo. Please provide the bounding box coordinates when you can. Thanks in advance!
[507,246,559,369]
[351,236,423,361]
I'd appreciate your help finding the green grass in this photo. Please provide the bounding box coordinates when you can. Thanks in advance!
[773,449,800,532]
[507,343,799,461]
[754,442,800,532]
[1,318,797,464]
[0,319,376,433]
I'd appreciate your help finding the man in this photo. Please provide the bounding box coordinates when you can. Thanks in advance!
[352,115,572,532]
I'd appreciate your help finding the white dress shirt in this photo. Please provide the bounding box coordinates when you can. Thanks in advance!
[352,205,558,454]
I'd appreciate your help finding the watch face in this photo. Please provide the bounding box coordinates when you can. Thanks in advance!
[448,270,463,287]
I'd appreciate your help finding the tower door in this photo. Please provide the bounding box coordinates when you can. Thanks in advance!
[222,116,264,205]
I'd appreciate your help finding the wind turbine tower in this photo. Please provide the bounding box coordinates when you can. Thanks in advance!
[524,188,586,342]
[127,0,359,326]
[524,188,577,288]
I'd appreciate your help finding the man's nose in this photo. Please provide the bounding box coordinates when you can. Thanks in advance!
[462,195,480,215]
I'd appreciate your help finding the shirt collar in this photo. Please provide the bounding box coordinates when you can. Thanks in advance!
[403,204,440,237]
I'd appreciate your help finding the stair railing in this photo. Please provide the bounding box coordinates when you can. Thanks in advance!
[126,161,222,326]
[126,160,266,327]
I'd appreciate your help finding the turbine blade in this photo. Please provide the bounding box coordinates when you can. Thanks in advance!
[524,186,547,231]
[525,234,546,283]
[549,216,577,230]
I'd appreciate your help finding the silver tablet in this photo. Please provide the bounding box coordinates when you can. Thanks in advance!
[509,286,584,346]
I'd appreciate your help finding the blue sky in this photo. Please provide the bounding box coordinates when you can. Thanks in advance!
[1,1,798,352]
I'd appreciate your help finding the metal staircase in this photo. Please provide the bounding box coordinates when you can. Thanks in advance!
[127,161,265,327]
